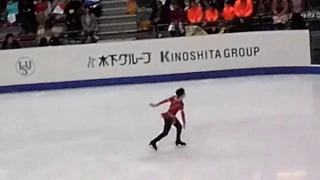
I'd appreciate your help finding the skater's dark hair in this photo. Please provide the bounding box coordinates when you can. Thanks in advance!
[176,88,185,97]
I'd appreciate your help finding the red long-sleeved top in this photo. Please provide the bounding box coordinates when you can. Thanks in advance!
[155,96,185,122]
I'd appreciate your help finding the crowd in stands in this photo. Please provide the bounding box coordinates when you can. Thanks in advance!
[1,0,320,50]
[136,0,319,37]
[0,0,102,50]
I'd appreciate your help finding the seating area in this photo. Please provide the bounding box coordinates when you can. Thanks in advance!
[0,0,320,49]
[133,0,320,37]
[0,0,102,49]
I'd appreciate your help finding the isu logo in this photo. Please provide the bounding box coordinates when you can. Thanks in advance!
[16,57,35,76]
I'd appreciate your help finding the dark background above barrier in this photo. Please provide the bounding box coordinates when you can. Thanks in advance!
[311,31,320,64]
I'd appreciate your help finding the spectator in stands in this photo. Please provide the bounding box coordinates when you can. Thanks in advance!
[203,0,219,24]
[201,0,219,34]
[152,1,169,24]
[223,0,235,21]
[18,0,37,34]
[290,0,306,30]
[37,13,54,40]
[52,0,67,22]
[168,3,185,36]
[234,0,253,18]
[234,0,253,31]
[6,0,19,24]
[291,0,305,14]
[272,0,289,30]
[82,0,101,17]
[52,0,67,13]
[220,0,235,33]
[151,0,169,38]
[187,1,203,24]
[81,6,97,43]
[255,0,273,31]
[64,0,83,37]
[136,0,155,30]
[34,0,52,27]
[39,28,60,46]
[1,33,21,49]
[257,0,272,15]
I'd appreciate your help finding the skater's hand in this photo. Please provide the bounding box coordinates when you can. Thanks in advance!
[149,103,157,107]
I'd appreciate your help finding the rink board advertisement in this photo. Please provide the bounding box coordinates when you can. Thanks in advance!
[0,30,312,92]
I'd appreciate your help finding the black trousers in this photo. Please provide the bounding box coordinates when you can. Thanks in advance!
[151,118,182,143]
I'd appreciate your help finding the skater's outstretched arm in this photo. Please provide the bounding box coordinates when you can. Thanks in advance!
[149,98,170,107]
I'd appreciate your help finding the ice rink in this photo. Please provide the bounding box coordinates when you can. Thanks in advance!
[0,75,319,180]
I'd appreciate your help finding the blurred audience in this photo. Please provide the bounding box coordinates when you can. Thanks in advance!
[6,0,19,24]
[257,0,272,15]
[0,0,316,48]
[291,0,305,14]
[64,0,83,37]
[145,0,314,37]
[272,0,289,30]
[203,0,219,24]
[136,0,154,30]
[169,3,185,36]
[39,28,60,46]
[234,0,253,18]
[82,0,101,17]
[152,1,169,24]
[81,6,97,43]
[52,0,67,15]
[136,0,157,30]
[1,33,21,49]
[234,0,253,31]
[223,1,236,21]
[0,0,104,48]
[52,0,67,23]
[34,0,52,27]
[19,0,37,34]
[151,0,170,37]
[291,0,306,30]
[187,1,203,24]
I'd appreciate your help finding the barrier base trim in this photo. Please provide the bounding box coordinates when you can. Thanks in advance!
[1,66,320,94]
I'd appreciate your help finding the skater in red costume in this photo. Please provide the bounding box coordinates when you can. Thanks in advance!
[149,88,186,150]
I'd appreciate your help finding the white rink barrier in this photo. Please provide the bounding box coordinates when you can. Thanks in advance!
[0,30,314,93]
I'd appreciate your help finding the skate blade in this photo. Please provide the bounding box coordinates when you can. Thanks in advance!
[176,144,187,147]
[149,144,157,151]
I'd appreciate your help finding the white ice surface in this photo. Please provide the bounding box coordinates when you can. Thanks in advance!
[0,75,319,180]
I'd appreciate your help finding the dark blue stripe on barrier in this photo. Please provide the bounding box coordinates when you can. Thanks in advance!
[1,66,320,94]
